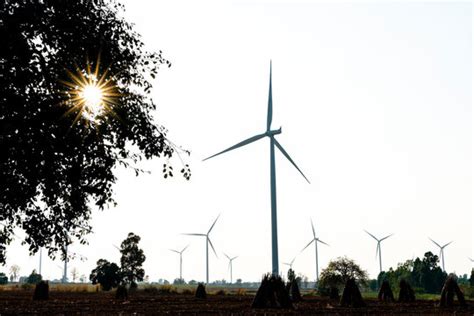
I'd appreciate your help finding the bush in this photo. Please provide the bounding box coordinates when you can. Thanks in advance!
[158,284,177,294]
[213,289,227,295]
[0,273,8,285]
[33,281,49,300]
[235,288,247,296]
[26,270,42,284]
[89,259,121,291]
[181,288,193,295]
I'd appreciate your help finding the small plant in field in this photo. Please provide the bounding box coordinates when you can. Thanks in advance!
[158,284,177,294]
[143,285,159,294]
[213,289,227,295]
[180,288,193,295]
[195,283,206,299]
[33,281,49,300]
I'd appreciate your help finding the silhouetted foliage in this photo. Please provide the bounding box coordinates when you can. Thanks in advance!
[173,278,185,285]
[329,287,340,300]
[398,279,416,302]
[33,280,49,300]
[377,280,394,302]
[0,272,8,285]
[89,259,121,291]
[195,283,207,299]
[340,278,365,308]
[26,270,42,284]
[252,274,293,309]
[319,257,369,290]
[470,269,474,287]
[0,0,189,264]
[115,284,128,300]
[439,275,466,307]
[120,233,145,288]
[285,269,302,302]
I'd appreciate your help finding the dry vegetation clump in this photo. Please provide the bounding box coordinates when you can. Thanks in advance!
[398,279,415,302]
[439,275,466,307]
[213,289,227,296]
[339,278,365,308]
[33,281,49,301]
[235,288,247,296]
[180,288,194,295]
[378,280,394,302]
[158,285,178,294]
[115,285,128,300]
[251,274,293,309]
[195,283,206,299]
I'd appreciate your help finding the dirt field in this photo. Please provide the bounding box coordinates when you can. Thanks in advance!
[0,290,472,315]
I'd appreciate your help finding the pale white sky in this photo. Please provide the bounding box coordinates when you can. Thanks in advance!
[4,1,473,283]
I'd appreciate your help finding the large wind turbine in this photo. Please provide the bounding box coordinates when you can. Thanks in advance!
[301,219,328,283]
[429,238,452,272]
[224,253,238,284]
[203,62,310,276]
[364,230,393,275]
[170,245,189,281]
[183,215,220,284]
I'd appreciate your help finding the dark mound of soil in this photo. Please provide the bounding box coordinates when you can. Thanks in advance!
[33,281,49,300]
[378,280,394,302]
[195,283,207,299]
[398,279,415,302]
[340,278,365,308]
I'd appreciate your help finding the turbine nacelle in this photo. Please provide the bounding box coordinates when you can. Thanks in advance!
[265,127,282,137]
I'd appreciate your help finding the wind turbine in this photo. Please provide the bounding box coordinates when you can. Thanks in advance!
[183,215,220,284]
[203,62,310,276]
[429,238,452,272]
[223,253,238,284]
[170,245,189,281]
[283,256,297,270]
[301,219,329,283]
[364,230,393,275]
[469,257,474,263]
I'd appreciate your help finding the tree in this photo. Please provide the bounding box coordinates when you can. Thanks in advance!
[9,264,20,282]
[120,232,145,288]
[470,269,474,287]
[89,259,121,291]
[0,272,8,284]
[26,270,42,284]
[70,267,79,283]
[412,252,446,293]
[319,257,369,290]
[0,0,189,264]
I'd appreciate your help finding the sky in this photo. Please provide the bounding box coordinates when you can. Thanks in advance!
[4,1,473,283]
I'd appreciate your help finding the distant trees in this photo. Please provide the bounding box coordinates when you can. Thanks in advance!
[90,259,121,291]
[470,269,474,287]
[319,257,369,290]
[378,252,447,294]
[26,270,42,284]
[120,233,146,288]
[70,267,79,283]
[9,264,20,282]
[0,272,8,284]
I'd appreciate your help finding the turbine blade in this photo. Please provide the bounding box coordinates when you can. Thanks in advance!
[208,214,220,234]
[181,244,190,253]
[291,257,296,265]
[224,253,230,260]
[113,244,120,251]
[169,249,180,254]
[317,238,329,246]
[364,230,378,241]
[301,239,315,252]
[182,233,206,236]
[469,257,474,262]
[310,218,316,238]
[442,241,453,249]
[203,133,266,161]
[283,262,290,266]
[267,60,273,131]
[429,238,442,248]
[274,139,310,183]
[232,256,238,260]
[208,238,218,258]
[380,233,393,242]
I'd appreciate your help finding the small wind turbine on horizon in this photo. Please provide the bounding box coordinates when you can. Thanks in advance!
[429,238,452,272]
[364,230,393,275]
[170,245,189,281]
[282,256,297,270]
[301,219,328,283]
[203,62,310,276]
[183,215,220,284]
[223,253,238,284]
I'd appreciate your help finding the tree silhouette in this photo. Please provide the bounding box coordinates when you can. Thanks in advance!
[120,232,145,288]
[90,259,121,291]
[0,0,189,263]
[319,257,368,290]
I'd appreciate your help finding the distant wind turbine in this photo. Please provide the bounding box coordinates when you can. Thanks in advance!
[429,238,452,272]
[183,215,220,284]
[364,230,393,275]
[203,62,310,276]
[283,256,297,270]
[223,253,238,284]
[301,219,329,283]
[170,245,189,281]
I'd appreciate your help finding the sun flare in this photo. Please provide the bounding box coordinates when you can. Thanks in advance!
[61,58,119,125]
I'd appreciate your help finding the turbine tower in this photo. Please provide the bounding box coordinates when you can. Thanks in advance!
[183,215,220,284]
[429,238,452,272]
[224,253,238,284]
[364,230,393,275]
[203,62,310,276]
[301,219,328,283]
[170,245,189,281]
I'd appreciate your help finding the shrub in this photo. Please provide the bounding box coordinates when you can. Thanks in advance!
[26,270,42,284]
[213,289,227,295]
[90,259,121,291]
[0,273,8,285]
[235,288,247,296]
[181,288,194,295]
[158,284,177,294]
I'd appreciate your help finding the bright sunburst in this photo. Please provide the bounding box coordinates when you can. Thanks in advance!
[61,58,119,126]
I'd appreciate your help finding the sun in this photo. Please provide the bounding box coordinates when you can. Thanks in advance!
[61,58,119,125]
